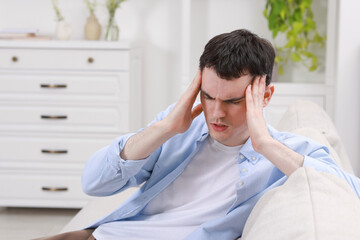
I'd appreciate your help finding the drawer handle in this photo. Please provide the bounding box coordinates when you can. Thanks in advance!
[42,186,68,192]
[41,115,68,120]
[12,56,18,62]
[88,57,94,63]
[40,84,67,89]
[41,149,68,154]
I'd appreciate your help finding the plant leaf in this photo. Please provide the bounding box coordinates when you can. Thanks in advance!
[291,52,301,62]
[278,65,284,75]
[309,65,317,71]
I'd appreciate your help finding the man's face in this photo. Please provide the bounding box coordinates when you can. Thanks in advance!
[200,67,253,146]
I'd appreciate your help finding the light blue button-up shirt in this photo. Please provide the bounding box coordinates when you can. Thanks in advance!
[82,104,360,239]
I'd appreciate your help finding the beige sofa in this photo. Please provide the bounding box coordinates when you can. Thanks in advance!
[61,101,360,239]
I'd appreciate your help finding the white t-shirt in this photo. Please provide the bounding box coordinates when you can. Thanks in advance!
[93,137,242,240]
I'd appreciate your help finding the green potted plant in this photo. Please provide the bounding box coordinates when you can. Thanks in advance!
[84,0,101,40]
[105,0,127,41]
[263,0,326,75]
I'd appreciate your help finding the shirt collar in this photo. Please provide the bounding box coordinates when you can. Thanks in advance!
[197,123,260,164]
[197,116,277,165]
[240,125,278,165]
[239,137,262,165]
[198,119,209,142]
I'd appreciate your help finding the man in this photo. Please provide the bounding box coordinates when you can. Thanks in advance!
[37,29,360,240]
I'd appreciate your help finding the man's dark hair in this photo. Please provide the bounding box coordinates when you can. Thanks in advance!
[199,29,275,85]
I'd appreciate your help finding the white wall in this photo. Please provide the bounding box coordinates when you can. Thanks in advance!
[188,0,272,80]
[335,0,360,176]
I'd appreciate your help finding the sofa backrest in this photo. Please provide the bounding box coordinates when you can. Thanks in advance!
[275,100,354,174]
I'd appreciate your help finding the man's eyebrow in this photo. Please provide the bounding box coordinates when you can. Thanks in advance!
[201,89,245,102]
[200,89,214,99]
[223,96,245,102]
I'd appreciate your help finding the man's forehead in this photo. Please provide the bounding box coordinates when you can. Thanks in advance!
[201,68,252,94]
[202,75,251,93]
[201,83,248,100]
[202,70,253,83]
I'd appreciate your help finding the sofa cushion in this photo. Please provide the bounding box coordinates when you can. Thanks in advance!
[276,100,354,174]
[241,167,360,240]
[60,187,139,233]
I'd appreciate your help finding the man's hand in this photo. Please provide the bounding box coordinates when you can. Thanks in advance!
[245,75,304,176]
[120,71,203,161]
[162,70,203,134]
[245,75,272,152]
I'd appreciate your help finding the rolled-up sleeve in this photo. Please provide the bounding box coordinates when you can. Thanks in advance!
[81,103,178,197]
[81,132,156,196]
[275,130,360,199]
[302,146,360,198]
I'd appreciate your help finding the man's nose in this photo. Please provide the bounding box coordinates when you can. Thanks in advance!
[213,101,226,119]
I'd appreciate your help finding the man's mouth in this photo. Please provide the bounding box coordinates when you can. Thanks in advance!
[211,123,228,132]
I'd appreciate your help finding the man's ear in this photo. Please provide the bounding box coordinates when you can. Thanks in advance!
[263,84,274,107]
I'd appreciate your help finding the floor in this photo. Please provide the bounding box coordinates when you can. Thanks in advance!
[0,207,80,240]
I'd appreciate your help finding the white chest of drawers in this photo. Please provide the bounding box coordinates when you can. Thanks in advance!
[0,41,141,208]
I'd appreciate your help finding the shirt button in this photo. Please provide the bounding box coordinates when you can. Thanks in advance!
[239,154,245,159]
[241,168,247,173]
[238,181,244,187]
[251,156,257,161]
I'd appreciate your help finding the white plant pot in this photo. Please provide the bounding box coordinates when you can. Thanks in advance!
[56,20,72,40]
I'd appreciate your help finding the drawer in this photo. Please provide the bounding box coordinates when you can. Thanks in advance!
[0,136,112,165]
[0,173,90,207]
[0,48,130,71]
[0,104,129,133]
[0,71,130,102]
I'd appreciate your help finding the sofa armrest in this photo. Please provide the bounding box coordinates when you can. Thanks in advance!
[242,167,360,240]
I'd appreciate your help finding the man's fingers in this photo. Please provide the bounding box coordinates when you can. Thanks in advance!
[178,70,202,105]
[186,70,202,101]
[191,104,203,119]
[190,69,202,91]
[251,76,260,106]
[261,75,266,94]
[260,75,267,106]
[252,76,259,96]
[246,84,253,111]
[251,75,267,107]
